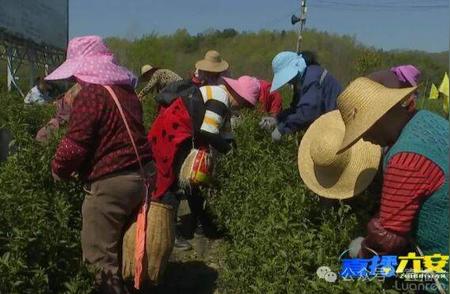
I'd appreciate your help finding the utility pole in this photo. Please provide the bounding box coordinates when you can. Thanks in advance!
[6,47,13,92]
[291,0,308,53]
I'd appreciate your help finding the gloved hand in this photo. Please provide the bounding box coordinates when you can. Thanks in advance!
[271,128,282,142]
[258,116,277,131]
[348,237,364,258]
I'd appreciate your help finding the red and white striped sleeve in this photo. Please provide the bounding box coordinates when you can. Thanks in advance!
[360,152,445,257]
[379,152,445,233]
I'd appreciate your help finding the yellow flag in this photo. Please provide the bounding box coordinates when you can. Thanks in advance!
[438,73,449,97]
[439,73,449,115]
[429,83,439,99]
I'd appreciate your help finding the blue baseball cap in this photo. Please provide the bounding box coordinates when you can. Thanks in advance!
[270,51,307,93]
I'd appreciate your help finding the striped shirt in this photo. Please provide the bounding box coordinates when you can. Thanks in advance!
[379,152,445,234]
[199,85,233,139]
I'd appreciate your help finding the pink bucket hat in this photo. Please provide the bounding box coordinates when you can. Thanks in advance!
[390,65,421,87]
[223,76,261,106]
[45,35,137,86]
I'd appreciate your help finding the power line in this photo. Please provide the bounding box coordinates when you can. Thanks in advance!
[315,0,448,3]
[315,0,448,5]
[314,2,447,8]
[312,0,448,10]
[309,4,447,11]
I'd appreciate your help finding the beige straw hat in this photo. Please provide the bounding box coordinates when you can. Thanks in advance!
[140,64,154,77]
[298,110,382,199]
[337,77,417,153]
[195,50,229,73]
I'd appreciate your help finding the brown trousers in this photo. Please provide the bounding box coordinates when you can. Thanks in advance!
[82,169,145,292]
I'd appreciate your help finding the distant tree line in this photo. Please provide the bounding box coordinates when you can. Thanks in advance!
[0,29,447,97]
[105,28,447,92]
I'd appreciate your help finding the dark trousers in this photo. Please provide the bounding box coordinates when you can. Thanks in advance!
[170,139,209,232]
[164,186,207,231]
[187,187,208,227]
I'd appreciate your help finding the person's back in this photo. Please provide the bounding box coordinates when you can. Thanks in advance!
[258,80,282,116]
[52,83,151,181]
[24,85,50,105]
[46,35,164,292]
[36,83,81,143]
[279,64,342,132]
[300,64,341,113]
[138,67,182,100]
[367,69,403,88]
[24,77,53,104]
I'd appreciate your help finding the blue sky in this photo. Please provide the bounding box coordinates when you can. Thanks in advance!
[70,0,449,52]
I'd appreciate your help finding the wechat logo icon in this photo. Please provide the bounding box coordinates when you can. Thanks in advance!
[316,266,338,283]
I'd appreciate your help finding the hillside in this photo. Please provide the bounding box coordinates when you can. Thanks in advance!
[1,29,448,95]
[106,29,448,88]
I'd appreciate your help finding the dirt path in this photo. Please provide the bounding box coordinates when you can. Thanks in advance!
[152,200,224,294]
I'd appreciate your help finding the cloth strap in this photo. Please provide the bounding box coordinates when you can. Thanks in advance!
[102,85,148,290]
[319,69,328,87]
[103,86,145,177]
[318,69,328,114]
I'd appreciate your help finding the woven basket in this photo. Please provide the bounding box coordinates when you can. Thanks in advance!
[178,149,197,189]
[122,202,175,285]
[179,148,214,189]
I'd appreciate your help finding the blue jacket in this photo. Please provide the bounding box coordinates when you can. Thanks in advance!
[276,65,342,134]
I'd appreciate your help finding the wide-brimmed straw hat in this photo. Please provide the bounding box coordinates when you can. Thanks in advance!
[337,77,417,153]
[298,110,382,199]
[195,50,229,73]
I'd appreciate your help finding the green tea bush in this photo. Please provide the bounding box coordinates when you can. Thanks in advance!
[208,111,389,293]
[0,92,386,294]
[0,94,94,293]
[0,93,409,293]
